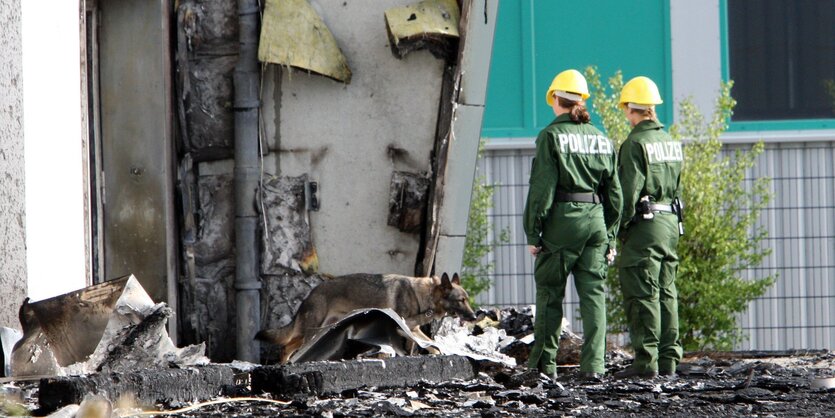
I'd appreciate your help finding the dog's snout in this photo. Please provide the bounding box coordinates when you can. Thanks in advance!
[460,309,477,321]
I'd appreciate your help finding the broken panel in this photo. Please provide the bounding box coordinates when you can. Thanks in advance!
[260,174,318,275]
[260,273,324,364]
[261,274,324,331]
[11,276,208,377]
[385,0,461,60]
[12,278,132,376]
[387,171,430,233]
[259,0,352,83]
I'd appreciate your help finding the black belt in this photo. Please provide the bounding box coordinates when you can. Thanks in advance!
[556,191,601,204]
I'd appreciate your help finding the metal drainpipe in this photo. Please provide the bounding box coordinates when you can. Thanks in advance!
[234,0,261,362]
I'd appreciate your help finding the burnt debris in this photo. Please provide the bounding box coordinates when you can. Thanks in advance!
[5,306,833,416]
[24,352,835,417]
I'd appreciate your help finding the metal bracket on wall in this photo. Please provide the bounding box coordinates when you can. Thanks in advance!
[305,180,320,212]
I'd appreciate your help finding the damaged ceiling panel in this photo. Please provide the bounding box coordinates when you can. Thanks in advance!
[385,0,461,60]
[259,0,352,83]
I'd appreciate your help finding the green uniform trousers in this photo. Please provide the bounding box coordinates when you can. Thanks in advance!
[619,213,683,374]
[528,203,609,375]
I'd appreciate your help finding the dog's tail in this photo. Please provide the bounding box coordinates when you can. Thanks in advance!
[254,323,293,345]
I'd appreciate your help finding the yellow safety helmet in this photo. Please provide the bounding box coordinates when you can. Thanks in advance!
[619,76,663,109]
[546,69,590,106]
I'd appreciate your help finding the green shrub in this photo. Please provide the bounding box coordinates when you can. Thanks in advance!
[462,140,509,303]
[585,67,776,350]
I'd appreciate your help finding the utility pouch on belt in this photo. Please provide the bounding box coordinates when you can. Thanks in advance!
[635,196,656,220]
[634,195,677,223]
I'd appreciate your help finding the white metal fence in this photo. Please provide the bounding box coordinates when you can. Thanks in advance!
[476,140,835,350]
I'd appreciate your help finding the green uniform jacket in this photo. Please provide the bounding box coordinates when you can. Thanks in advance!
[618,119,683,233]
[523,114,622,250]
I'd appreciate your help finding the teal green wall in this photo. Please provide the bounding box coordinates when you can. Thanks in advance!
[483,0,672,138]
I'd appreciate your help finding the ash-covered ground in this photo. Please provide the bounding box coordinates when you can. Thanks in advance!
[125,353,834,417]
[5,308,834,417]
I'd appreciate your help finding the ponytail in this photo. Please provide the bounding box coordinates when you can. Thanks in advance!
[558,96,590,123]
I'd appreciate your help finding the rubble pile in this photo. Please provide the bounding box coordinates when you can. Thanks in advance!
[1,305,832,416]
[469,307,628,367]
[41,353,826,417]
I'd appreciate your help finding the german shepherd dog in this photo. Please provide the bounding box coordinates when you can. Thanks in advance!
[256,272,477,363]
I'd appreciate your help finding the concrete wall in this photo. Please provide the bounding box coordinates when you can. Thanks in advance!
[0,0,27,328]
[262,0,445,276]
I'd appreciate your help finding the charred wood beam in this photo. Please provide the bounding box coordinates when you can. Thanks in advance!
[37,366,235,415]
[417,0,496,276]
[416,62,457,276]
[252,355,476,396]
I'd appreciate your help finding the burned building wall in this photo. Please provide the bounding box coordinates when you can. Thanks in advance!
[260,0,444,276]
[176,0,238,162]
[175,0,242,362]
[175,0,493,361]
[182,170,237,361]
[0,0,27,328]
[176,0,441,358]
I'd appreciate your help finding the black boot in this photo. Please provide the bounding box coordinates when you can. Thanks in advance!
[659,370,677,380]
[614,367,657,380]
[578,371,603,381]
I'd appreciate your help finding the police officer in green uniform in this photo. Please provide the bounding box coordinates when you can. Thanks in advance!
[614,76,684,379]
[523,69,622,380]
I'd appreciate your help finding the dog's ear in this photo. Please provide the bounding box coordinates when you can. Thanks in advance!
[18,297,34,330]
[440,272,452,289]
[451,273,461,285]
